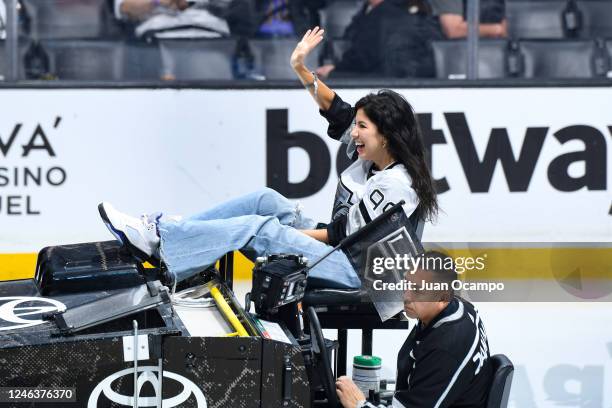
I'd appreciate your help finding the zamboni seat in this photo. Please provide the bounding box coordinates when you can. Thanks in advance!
[301,215,424,376]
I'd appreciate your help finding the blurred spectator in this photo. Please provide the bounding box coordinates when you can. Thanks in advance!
[0,0,5,39]
[257,0,295,36]
[1,0,33,40]
[256,0,322,37]
[431,0,507,38]
[115,0,188,20]
[112,0,255,38]
[316,0,441,78]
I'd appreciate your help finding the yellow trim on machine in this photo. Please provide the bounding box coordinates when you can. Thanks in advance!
[0,253,38,281]
[0,251,255,281]
[210,285,249,337]
[1,247,610,282]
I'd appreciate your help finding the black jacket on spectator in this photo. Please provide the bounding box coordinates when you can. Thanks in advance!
[477,0,505,23]
[333,0,443,78]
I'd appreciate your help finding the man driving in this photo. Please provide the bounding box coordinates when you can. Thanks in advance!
[336,251,493,407]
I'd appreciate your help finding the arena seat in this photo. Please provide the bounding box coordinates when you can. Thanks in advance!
[21,0,113,40]
[486,355,514,408]
[123,42,163,81]
[521,39,595,78]
[432,39,508,79]
[250,39,318,80]
[320,0,363,39]
[41,40,126,80]
[1,40,33,80]
[158,38,236,80]
[506,1,566,38]
[579,1,612,38]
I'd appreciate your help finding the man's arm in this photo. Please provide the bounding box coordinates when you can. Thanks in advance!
[117,0,187,20]
[439,15,507,38]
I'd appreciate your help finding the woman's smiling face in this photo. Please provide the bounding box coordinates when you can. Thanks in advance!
[351,108,390,165]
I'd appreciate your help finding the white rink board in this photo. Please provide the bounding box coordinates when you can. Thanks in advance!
[0,87,610,251]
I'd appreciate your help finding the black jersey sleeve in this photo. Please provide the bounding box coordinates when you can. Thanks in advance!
[319,93,355,141]
[326,213,348,246]
[393,348,477,408]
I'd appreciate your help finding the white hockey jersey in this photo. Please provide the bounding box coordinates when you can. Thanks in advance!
[331,159,418,240]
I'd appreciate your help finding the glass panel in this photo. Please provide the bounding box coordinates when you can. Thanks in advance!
[0,0,609,82]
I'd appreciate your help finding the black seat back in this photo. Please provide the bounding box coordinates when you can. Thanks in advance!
[506,1,566,39]
[3,40,31,79]
[123,41,163,81]
[250,39,318,79]
[432,39,507,79]
[41,39,126,80]
[580,1,612,38]
[521,39,595,78]
[22,0,110,39]
[158,38,236,80]
[486,354,514,408]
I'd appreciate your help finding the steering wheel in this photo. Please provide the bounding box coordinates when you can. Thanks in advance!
[306,306,341,407]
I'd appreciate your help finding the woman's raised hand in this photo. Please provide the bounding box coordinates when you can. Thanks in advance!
[290,26,334,110]
[290,27,325,69]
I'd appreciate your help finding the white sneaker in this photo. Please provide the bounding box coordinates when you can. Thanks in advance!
[98,202,160,262]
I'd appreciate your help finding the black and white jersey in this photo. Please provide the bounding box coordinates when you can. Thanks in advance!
[395,297,492,407]
[360,298,492,408]
[320,93,419,248]
[333,159,418,237]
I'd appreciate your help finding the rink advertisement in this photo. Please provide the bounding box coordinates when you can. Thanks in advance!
[0,87,610,257]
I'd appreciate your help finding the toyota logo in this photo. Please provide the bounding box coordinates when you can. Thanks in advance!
[0,296,66,331]
[88,366,207,407]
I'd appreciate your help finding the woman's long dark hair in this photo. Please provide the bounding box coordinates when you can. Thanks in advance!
[355,89,438,221]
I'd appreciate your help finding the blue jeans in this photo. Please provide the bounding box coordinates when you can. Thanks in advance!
[157,188,361,289]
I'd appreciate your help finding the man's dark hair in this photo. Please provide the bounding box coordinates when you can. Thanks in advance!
[419,250,457,301]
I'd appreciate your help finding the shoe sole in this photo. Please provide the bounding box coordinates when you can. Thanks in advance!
[98,203,154,265]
